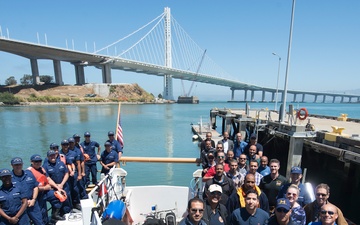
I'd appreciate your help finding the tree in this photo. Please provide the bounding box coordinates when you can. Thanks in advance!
[5,76,17,85]
[158,93,163,99]
[20,74,33,85]
[40,75,53,84]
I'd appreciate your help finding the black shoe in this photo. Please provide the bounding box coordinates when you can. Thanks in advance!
[74,204,81,210]
[52,208,66,221]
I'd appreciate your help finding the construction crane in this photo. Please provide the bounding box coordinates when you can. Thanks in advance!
[180,50,207,97]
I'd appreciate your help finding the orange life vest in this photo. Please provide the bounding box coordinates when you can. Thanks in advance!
[59,154,66,165]
[28,167,49,187]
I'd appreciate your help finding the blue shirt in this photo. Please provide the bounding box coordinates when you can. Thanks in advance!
[101,150,119,165]
[69,146,83,162]
[11,170,39,199]
[229,207,269,225]
[258,165,270,176]
[107,139,123,153]
[0,184,26,216]
[60,149,78,165]
[43,160,69,184]
[81,140,100,163]
[234,140,248,158]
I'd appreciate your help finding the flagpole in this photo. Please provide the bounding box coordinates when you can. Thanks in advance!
[115,102,121,168]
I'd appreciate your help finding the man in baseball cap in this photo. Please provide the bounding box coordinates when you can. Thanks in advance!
[202,184,228,225]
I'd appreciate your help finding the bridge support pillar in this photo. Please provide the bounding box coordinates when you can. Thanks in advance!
[53,60,63,85]
[322,95,326,103]
[340,96,344,103]
[102,64,112,83]
[251,90,255,102]
[261,91,265,102]
[163,75,174,100]
[293,93,297,102]
[30,59,40,85]
[333,96,336,103]
[244,90,248,102]
[302,94,305,103]
[271,92,275,102]
[314,95,318,103]
[231,89,235,101]
[74,65,85,85]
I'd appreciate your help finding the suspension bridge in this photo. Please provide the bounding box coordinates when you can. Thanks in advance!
[0,7,359,103]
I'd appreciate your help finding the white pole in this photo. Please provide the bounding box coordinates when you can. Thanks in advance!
[0,26,3,37]
[45,33,48,45]
[72,39,75,50]
[280,0,296,123]
[6,28,9,39]
[272,53,281,111]
[66,39,68,49]
[85,41,88,52]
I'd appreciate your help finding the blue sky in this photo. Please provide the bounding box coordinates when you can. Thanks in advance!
[0,1,359,100]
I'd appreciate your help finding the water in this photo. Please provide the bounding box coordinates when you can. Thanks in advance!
[0,101,359,187]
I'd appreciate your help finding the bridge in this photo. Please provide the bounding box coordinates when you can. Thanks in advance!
[0,7,359,103]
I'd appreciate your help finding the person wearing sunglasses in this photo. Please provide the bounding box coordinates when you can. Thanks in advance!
[308,204,338,225]
[228,189,269,225]
[304,184,347,225]
[179,198,206,225]
[202,152,230,181]
[286,184,305,225]
[202,184,228,225]
[267,198,294,225]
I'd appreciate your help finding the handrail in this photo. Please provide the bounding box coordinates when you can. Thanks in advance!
[120,156,200,164]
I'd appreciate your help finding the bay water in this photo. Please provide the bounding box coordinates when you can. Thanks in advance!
[0,101,359,186]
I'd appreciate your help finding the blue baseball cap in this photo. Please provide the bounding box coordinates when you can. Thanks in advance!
[68,137,75,143]
[0,169,11,177]
[276,198,291,211]
[84,131,91,137]
[61,139,69,145]
[108,131,115,136]
[47,150,57,156]
[291,166,302,174]
[104,141,112,146]
[11,157,23,165]
[30,154,42,162]
[50,143,59,149]
[73,134,80,138]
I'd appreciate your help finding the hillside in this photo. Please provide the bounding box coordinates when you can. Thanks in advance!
[0,83,155,103]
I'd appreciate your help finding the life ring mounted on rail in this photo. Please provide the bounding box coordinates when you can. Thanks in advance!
[297,108,308,120]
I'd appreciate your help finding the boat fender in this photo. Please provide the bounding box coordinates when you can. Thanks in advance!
[297,108,308,120]
[102,200,126,221]
[54,190,67,202]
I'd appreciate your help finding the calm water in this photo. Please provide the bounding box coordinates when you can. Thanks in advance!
[0,101,359,186]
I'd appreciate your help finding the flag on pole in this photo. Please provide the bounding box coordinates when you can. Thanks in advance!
[115,103,124,148]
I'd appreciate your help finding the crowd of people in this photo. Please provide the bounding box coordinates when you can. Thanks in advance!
[182,131,348,225]
[0,131,122,225]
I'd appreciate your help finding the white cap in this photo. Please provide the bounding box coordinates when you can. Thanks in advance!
[208,184,222,193]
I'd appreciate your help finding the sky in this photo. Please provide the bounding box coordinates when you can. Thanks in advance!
[0,0,359,101]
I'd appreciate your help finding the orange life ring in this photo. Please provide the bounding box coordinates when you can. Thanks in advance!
[297,108,308,120]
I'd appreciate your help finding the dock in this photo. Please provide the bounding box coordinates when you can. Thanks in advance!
[191,106,360,223]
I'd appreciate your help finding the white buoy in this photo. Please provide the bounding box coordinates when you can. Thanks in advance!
[192,135,199,140]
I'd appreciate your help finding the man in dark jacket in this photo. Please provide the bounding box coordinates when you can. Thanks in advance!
[202,184,228,225]
[204,164,235,205]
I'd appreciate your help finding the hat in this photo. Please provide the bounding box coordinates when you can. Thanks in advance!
[108,131,115,136]
[208,184,222,193]
[250,133,257,139]
[84,131,91,137]
[291,166,302,174]
[61,139,69,145]
[0,169,11,177]
[68,137,75,143]
[104,141,112,146]
[276,198,291,211]
[31,154,42,162]
[47,150,57,156]
[49,143,59,149]
[73,134,80,138]
[11,157,23,165]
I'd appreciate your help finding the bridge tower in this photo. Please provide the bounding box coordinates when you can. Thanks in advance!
[163,7,174,100]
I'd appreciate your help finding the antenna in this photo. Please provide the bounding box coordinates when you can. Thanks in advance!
[187,49,206,97]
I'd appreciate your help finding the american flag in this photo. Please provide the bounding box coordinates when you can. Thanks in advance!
[116,113,124,148]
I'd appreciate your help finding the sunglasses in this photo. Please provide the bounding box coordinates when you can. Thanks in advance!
[239,158,246,160]
[276,208,290,213]
[316,193,327,197]
[217,156,225,159]
[320,210,335,216]
[287,193,297,197]
[190,208,204,213]
[210,191,222,196]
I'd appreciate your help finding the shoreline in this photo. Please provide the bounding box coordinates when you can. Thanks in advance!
[0,100,176,106]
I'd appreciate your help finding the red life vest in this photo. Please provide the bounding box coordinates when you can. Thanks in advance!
[28,167,49,187]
